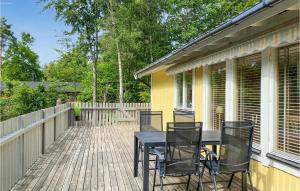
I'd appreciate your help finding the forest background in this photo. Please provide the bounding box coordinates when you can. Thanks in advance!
[0,0,258,121]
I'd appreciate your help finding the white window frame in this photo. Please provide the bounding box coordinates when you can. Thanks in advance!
[202,65,212,130]
[199,45,300,177]
[174,69,195,111]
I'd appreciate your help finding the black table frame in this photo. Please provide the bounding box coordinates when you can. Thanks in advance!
[133,130,230,191]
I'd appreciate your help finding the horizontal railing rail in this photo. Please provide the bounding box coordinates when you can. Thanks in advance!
[0,106,70,146]
[0,102,150,191]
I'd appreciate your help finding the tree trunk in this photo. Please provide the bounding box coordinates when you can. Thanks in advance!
[116,41,124,104]
[0,38,3,80]
[92,58,97,103]
[108,0,124,104]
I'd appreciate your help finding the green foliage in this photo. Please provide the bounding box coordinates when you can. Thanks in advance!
[165,0,259,45]
[0,17,16,52]
[2,32,43,81]
[0,96,16,121]
[41,0,106,102]
[39,0,258,104]
[0,81,65,121]
[44,44,88,82]
[77,61,119,102]
[73,102,81,117]
[11,82,47,115]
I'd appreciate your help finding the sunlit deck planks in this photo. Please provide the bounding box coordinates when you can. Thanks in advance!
[11,124,243,191]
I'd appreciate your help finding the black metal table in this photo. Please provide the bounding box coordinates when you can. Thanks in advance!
[133,130,221,191]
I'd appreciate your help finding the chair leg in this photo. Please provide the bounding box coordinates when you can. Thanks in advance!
[211,173,217,191]
[247,171,254,191]
[186,175,191,190]
[198,173,204,191]
[160,176,164,191]
[197,166,205,190]
[152,157,158,191]
[138,143,141,161]
[228,173,234,188]
[200,166,205,178]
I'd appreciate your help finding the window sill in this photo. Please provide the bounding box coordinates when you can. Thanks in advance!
[174,107,193,111]
[267,151,300,169]
[251,143,261,155]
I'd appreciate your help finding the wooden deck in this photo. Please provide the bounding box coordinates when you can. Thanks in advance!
[11,125,243,191]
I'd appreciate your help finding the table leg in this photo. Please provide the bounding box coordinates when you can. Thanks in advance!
[143,145,150,191]
[212,145,217,154]
[134,136,138,177]
[242,172,247,191]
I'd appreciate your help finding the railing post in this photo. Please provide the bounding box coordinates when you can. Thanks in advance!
[18,115,25,176]
[68,103,71,127]
[53,106,56,141]
[41,109,45,154]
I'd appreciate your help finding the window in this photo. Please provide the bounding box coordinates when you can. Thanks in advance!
[237,53,261,144]
[176,73,183,108]
[277,44,300,156]
[186,70,193,109]
[211,63,226,130]
[175,70,194,109]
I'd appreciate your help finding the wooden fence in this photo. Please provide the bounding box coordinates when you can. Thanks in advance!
[69,102,151,126]
[0,102,150,191]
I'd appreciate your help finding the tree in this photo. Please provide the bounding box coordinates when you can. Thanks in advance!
[44,44,88,82]
[2,32,43,81]
[40,0,259,104]
[165,0,259,46]
[0,81,65,121]
[100,0,170,102]
[41,0,105,103]
[106,0,124,104]
[0,17,16,79]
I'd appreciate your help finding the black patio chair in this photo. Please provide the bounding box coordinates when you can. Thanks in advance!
[153,122,204,191]
[138,111,163,167]
[140,111,163,132]
[173,110,208,159]
[201,121,255,191]
[173,110,195,123]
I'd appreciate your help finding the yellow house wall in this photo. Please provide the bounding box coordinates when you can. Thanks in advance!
[249,159,300,191]
[151,68,299,191]
[151,68,204,128]
[194,67,203,122]
[151,70,174,130]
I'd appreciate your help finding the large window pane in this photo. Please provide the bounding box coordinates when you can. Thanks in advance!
[176,73,183,108]
[277,44,300,156]
[237,53,261,144]
[186,70,193,108]
[211,63,226,130]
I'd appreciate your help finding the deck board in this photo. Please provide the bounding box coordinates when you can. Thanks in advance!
[11,125,243,191]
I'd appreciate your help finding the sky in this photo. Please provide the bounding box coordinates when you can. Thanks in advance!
[0,0,75,67]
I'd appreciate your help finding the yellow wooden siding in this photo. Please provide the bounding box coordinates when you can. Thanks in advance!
[249,159,300,191]
[151,68,299,191]
[194,67,203,122]
[151,70,174,130]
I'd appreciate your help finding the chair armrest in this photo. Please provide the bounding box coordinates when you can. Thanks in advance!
[204,148,218,161]
[201,146,211,154]
[153,148,165,162]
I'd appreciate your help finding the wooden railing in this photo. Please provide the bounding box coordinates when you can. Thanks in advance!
[0,102,150,191]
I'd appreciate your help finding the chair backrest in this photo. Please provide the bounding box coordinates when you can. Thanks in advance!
[164,122,202,175]
[217,121,254,173]
[139,111,163,132]
[173,110,195,124]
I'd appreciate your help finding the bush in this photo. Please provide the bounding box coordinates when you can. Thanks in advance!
[0,81,67,121]
[73,102,81,117]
